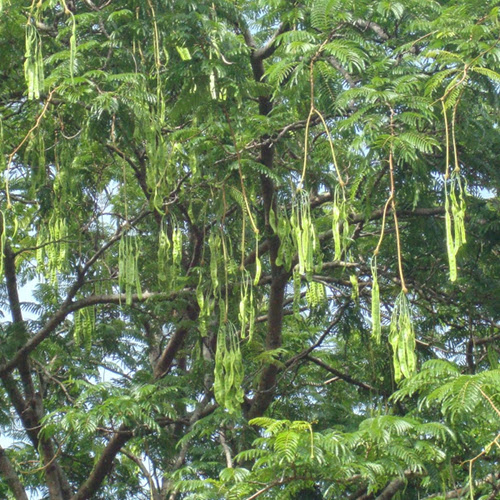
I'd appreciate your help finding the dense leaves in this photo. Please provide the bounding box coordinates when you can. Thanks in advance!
[0,0,499,499]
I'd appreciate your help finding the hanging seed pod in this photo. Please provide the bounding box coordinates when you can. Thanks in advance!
[239,279,248,336]
[305,281,325,308]
[171,224,182,282]
[208,231,220,292]
[239,270,252,338]
[275,206,293,271]
[445,171,466,282]
[444,185,456,281]
[196,291,206,335]
[214,322,244,414]
[158,227,171,284]
[0,118,6,173]
[350,274,359,302]
[450,172,466,251]
[74,307,95,352]
[247,284,255,341]
[0,211,5,277]
[293,267,301,318]
[158,219,182,290]
[291,189,316,278]
[43,210,68,285]
[68,13,77,81]
[389,292,417,382]
[371,258,381,344]
[332,185,349,261]
[24,22,44,100]
[198,289,214,338]
[254,231,262,286]
[119,233,141,305]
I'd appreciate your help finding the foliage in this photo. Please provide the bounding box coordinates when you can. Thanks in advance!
[0,0,499,499]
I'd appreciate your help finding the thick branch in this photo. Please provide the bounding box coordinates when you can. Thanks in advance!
[154,302,198,379]
[71,426,133,500]
[254,23,289,60]
[422,472,500,499]
[245,22,290,417]
[0,290,184,378]
[0,446,29,500]
[4,244,35,400]
[0,375,71,499]
[153,327,188,380]
[248,272,288,419]
[375,478,406,500]
[327,56,358,88]
[3,245,72,498]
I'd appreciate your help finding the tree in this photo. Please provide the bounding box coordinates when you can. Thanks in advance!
[0,0,499,499]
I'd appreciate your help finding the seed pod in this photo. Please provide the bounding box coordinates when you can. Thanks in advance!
[293,268,301,317]
[350,274,359,302]
[371,258,381,344]
[389,292,417,382]
[213,322,244,414]
[445,171,466,282]
[209,232,220,292]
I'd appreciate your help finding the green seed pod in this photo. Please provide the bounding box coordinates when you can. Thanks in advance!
[350,274,359,302]
[389,292,417,382]
[209,232,220,291]
[293,268,301,317]
[371,258,381,344]
[445,172,467,282]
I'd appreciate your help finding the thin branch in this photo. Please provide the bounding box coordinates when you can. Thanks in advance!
[375,478,406,500]
[285,302,349,368]
[121,450,161,500]
[306,355,380,393]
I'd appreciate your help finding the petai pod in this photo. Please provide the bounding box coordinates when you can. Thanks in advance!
[389,292,417,382]
[371,258,381,344]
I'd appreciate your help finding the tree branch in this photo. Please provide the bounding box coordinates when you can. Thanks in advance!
[253,22,289,60]
[352,20,389,40]
[0,445,29,500]
[121,449,161,500]
[306,355,380,393]
[375,478,406,500]
[71,426,133,500]
[285,302,350,368]
[153,327,188,380]
[0,289,185,378]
